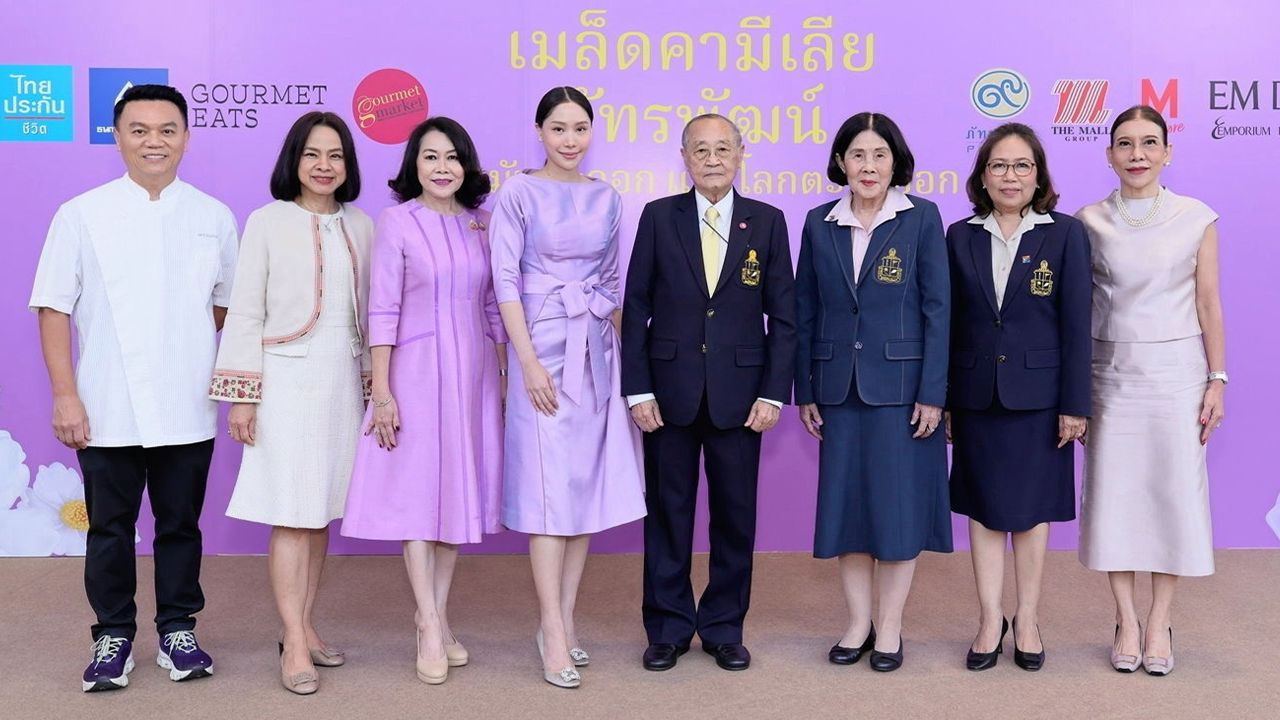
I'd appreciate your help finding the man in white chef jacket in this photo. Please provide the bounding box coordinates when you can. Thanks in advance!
[29,84,238,693]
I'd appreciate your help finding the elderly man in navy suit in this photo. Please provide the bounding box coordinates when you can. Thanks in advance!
[622,113,796,672]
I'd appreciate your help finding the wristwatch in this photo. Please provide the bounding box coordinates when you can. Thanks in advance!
[1207,371,1228,385]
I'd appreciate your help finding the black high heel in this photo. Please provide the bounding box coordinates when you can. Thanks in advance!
[966,617,1008,671]
[1012,617,1045,672]
[828,623,876,665]
[869,637,904,672]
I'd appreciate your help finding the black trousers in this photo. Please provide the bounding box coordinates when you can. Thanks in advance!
[641,397,761,646]
[76,440,213,641]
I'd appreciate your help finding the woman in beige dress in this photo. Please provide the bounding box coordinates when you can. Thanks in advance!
[1077,105,1226,677]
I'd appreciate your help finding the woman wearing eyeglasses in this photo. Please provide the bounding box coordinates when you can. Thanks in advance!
[944,122,1091,672]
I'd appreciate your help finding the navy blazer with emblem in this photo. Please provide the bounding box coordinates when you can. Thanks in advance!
[945,211,1091,416]
[621,188,796,429]
[793,194,950,408]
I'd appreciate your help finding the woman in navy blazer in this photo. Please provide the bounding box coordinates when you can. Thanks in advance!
[795,113,951,672]
[945,123,1091,672]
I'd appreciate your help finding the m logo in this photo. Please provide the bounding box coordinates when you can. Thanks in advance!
[1051,80,1111,124]
[1141,79,1179,118]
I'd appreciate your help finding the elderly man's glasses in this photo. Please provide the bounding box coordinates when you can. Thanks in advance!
[688,146,737,163]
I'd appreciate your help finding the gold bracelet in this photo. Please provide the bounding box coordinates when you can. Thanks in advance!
[372,395,394,407]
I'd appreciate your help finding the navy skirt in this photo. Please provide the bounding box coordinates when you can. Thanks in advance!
[949,396,1076,533]
[813,392,953,561]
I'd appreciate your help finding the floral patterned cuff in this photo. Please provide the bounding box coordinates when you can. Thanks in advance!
[209,371,263,402]
[361,372,373,401]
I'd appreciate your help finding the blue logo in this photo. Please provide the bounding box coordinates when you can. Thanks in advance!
[89,68,169,144]
[0,65,73,142]
[971,68,1030,120]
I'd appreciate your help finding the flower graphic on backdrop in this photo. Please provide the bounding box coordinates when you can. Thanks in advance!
[0,462,88,556]
[1267,493,1280,542]
[0,431,31,510]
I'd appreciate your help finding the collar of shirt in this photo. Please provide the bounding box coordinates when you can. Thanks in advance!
[289,199,346,230]
[825,187,914,232]
[118,173,186,203]
[694,187,734,242]
[969,209,1054,245]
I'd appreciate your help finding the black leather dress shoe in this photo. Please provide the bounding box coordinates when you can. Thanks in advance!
[642,643,689,671]
[966,617,1009,671]
[1012,617,1045,672]
[828,624,876,665]
[703,642,751,671]
[869,638,904,672]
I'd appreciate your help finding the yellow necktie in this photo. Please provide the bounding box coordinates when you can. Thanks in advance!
[701,205,721,293]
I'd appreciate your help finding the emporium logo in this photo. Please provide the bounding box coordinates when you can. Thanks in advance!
[0,65,73,142]
[1049,79,1110,143]
[351,68,428,144]
[88,68,169,144]
[1210,117,1273,140]
[971,68,1029,120]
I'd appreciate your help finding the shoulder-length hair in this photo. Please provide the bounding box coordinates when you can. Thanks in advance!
[826,112,915,187]
[965,122,1058,216]
[269,111,361,203]
[388,117,490,208]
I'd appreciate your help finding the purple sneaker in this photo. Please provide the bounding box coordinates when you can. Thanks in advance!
[157,630,214,682]
[83,635,134,692]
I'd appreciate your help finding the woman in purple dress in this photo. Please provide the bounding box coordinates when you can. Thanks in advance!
[490,87,645,689]
[341,117,508,685]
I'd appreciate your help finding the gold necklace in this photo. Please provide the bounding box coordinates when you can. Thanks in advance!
[1115,189,1163,228]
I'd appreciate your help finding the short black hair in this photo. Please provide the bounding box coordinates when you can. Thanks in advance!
[1110,104,1169,145]
[388,116,491,209]
[826,112,915,187]
[269,111,361,203]
[113,84,188,128]
[965,122,1059,216]
[535,86,593,125]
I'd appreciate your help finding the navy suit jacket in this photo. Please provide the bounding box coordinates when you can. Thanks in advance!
[945,212,1091,415]
[793,195,950,407]
[621,188,796,429]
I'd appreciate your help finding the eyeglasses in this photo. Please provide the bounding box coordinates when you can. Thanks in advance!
[688,146,738,163]
[986,160,1036,177]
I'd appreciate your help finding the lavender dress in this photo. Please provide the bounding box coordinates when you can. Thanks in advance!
[490,172,645,535]
[341,202,507,544]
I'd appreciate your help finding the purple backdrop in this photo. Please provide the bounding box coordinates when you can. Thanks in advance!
[3,0,1278,556]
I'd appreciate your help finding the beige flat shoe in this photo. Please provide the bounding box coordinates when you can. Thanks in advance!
[309,645,345,667]
[280,655,319,695]
[415,628,448,685]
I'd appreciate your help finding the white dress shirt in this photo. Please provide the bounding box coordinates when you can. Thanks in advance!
[29,174,239,447]
[626,188,780,410]
[968,211,1054,309]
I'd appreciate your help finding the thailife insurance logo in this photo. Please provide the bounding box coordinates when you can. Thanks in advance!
[351,68,428,144]
[88,68,169,144]
[971,68,1029,120]
[0,65,73,142]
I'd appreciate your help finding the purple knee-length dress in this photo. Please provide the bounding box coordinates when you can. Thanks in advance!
[341,201,507,544]
[489,172,645,536]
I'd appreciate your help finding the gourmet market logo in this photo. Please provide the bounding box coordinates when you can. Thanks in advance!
[1,65,73,142]
[89,68,169,144]
[971,68,1029,120]
[351,68,428,145]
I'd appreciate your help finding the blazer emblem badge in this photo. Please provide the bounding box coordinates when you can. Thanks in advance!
[875,248,904,284]
[1030,260,1054,297]
[741,249,761,287]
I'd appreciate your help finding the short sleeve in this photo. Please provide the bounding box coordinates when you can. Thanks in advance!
[212,206,240,306]
[29,203,83,314]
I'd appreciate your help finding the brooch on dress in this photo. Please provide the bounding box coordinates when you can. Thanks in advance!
[468,219,487,231]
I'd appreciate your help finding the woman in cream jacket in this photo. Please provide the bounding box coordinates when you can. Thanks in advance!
[210,112,371,695]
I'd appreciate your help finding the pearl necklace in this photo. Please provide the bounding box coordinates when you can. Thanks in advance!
[1114,188,1164,228]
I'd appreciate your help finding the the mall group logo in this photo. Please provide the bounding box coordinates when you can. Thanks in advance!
[0,64,73,142]
[185,82,329,129]
[1208,79,1280,140]
[1049,79,1110,143]
[352,68,428,144]
[89,68,169,144]
[971,68,1029,120]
